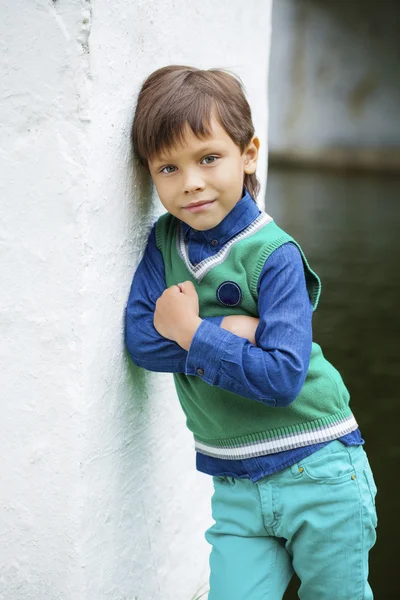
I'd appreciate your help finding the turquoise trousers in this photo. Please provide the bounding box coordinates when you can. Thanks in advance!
[205,441,377,599]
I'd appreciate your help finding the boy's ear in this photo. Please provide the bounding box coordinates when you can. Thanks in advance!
[244,136,260,175]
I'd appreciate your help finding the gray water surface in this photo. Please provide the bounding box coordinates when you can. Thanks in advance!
[266,167,399,599]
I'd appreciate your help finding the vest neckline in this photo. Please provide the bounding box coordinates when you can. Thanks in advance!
[176,211,273,282]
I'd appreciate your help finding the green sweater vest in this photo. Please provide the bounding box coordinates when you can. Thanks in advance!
[156,211,358,459]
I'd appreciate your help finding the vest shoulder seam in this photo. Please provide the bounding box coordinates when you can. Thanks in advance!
[155,212,177,252]
[250,227,294,296]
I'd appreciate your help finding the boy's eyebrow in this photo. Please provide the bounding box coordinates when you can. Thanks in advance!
[152,144,224,165]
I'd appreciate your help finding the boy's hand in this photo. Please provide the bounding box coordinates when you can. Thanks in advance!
[154,281,202,351]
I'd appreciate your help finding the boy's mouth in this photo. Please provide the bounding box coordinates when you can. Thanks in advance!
[184,200,216,213]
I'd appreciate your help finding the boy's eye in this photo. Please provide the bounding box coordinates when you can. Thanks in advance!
[160,165,177,174]
[201,155,218,165]
[159,155,219,174]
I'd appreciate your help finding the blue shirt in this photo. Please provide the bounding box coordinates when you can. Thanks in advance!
[125,187,363,482]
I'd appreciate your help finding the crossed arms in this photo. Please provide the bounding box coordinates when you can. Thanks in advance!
[125,223,313,407]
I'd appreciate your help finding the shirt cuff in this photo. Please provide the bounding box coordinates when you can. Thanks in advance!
[203,315,224,327]
[185,319,233,384]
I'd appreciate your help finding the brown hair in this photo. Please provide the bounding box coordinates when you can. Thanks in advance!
[131,65,260,200]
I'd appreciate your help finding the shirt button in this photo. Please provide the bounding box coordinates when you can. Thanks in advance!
[196,367,204,376]
[211,239,219,247]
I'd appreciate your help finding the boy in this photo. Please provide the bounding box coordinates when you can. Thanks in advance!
[125,65,377,599]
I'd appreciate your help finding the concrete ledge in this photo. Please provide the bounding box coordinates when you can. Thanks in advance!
[269,148,400,174]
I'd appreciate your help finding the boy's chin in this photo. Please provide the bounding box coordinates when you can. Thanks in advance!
[184,218,224,232]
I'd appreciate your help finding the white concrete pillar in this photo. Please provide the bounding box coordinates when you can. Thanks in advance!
[0,2,272,598]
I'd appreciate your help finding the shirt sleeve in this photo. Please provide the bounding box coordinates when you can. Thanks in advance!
[185,242,313,407]
[124,223,223,373]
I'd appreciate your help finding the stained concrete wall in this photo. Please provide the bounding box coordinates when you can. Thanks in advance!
[269,0,400,169]
[0,1,272,599]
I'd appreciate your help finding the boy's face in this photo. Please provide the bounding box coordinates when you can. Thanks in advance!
[148,114,260,231]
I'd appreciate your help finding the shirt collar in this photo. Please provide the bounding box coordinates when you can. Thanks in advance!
[180,186,260,247]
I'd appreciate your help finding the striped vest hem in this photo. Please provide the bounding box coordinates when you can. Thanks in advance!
[194,410,358,459]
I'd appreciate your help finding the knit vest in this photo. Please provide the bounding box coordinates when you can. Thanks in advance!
[155,211,358,459]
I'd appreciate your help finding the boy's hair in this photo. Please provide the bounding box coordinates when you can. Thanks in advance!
[131,65,260,200]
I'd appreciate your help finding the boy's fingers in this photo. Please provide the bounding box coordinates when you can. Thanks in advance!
[179,281,196,294]
[163,284,181,295]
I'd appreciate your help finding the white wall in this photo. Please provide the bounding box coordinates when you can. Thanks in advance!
[0,2,272,599]
[269,0,400,156]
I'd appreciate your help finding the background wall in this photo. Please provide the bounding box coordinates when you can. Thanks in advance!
[268,0,400,170]
[0,1,272,599]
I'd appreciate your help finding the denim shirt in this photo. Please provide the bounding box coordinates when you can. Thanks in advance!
[125,187,363,483]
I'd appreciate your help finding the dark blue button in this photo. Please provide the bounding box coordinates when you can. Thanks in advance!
[216,281,242,307]
[196,368,204,376]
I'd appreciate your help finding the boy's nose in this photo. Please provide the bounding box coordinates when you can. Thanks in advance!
[183,172,206,194]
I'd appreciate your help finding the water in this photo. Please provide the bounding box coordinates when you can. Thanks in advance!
[266,167,400,599]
